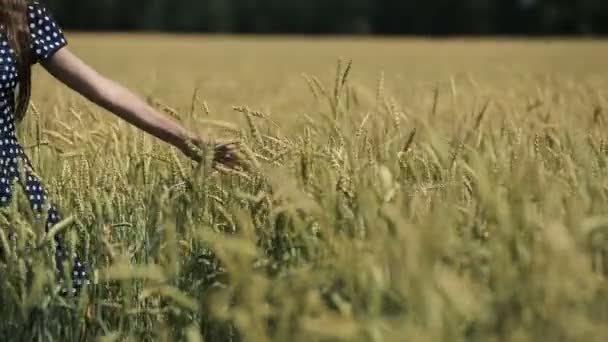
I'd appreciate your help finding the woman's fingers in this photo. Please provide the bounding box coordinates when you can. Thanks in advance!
[212,141,251,171]
[215,139,240,148]
[186,135,255,173]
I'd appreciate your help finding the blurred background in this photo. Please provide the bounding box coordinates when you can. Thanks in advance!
[46,0,608,36]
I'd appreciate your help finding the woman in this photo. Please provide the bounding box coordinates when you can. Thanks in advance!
[0,1,240,294]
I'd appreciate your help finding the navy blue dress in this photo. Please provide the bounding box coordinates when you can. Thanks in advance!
[0,2,87,295]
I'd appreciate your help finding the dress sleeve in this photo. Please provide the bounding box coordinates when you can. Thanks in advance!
[27,2,67,63]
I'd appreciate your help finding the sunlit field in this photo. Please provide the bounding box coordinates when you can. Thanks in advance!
[2,34,608,341]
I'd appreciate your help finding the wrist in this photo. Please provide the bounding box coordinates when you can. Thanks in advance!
[178,133,210,162]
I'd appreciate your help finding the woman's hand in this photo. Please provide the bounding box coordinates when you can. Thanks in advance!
[182,136,247,171]
[212,140,243,170]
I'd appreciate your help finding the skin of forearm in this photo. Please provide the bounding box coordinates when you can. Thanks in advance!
[86,76,197,152]
[42,49,200,155]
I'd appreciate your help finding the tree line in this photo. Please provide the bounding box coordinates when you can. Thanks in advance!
[45,0,608,35]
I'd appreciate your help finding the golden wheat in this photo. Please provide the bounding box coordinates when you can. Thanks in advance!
[0,35,606,341]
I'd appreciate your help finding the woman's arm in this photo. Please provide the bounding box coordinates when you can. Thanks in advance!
[40,47,204,158]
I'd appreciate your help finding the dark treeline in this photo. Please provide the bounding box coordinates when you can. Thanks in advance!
[45,0,608,35]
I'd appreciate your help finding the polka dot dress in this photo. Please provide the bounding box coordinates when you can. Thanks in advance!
[0,2,87,295]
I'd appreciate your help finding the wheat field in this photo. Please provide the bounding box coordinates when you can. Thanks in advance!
[1,35,608,341]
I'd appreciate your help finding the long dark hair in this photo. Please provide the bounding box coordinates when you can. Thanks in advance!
[0,0,31,123]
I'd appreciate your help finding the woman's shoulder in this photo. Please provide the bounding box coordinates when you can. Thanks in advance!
[26,1,54,18]
[25,1,67,63]
[25,1,62,32]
